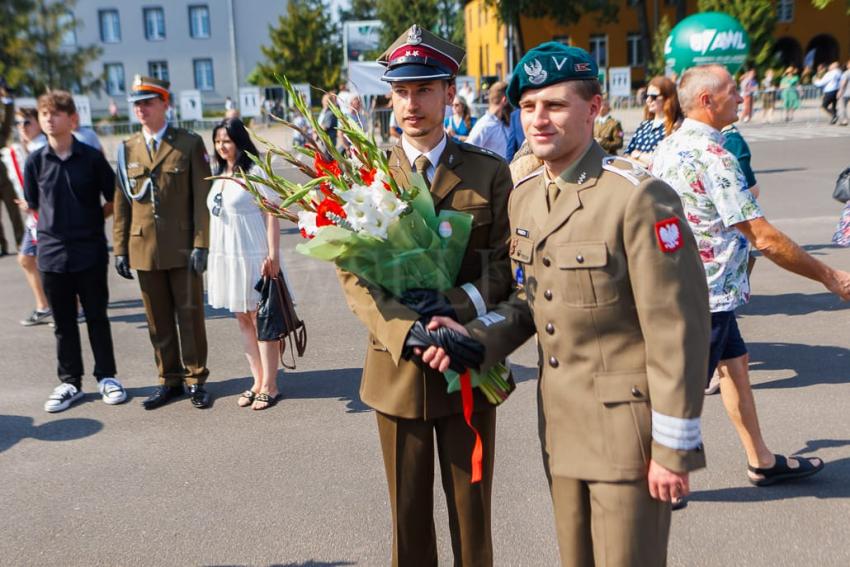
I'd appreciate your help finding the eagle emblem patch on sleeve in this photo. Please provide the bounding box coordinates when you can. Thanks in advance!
[654,217,683,253]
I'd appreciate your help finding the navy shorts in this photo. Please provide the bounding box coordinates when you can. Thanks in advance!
[708,310,748,379]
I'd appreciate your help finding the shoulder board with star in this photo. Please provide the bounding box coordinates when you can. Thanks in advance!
[601,156,652,186]
[457,142,503,161]
[514,166,544,190]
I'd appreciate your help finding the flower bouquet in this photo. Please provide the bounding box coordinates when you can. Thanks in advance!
[223,77,511,480]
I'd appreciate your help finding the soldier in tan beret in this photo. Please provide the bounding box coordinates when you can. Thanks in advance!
[337,25,514,566]
[421,42,710,566]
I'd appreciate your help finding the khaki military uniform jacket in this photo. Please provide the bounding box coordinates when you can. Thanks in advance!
[467,142,709,481]
[593,115,624,155]
[339,139,514,420]
[113,127,211,271]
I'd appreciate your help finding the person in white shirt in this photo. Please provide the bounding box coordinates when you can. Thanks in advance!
[465,81,510,158]
[813,61,843,124]
[2,107,50,326]
[838,59,850,126]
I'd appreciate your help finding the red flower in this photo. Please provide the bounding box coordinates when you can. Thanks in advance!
[687,212,701,225]
[314,154,342,177]
[699,248,715,262]
[359,167,376,186]
[317,198,346,227]
[382,181,392,192]
[319,181,333,197]
[689,179,706,194]
[299,228,314,240]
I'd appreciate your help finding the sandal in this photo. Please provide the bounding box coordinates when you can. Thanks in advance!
[748,454,824,487]
[252,392,280,411]
[237,390,257,408]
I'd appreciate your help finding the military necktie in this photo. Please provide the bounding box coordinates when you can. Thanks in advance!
[147,137,158,160]
[414,155,431,189]
[546,179,560,210]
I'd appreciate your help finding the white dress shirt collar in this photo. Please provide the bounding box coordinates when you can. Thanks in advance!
[401,134,447,182]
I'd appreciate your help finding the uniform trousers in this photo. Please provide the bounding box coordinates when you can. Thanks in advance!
[375,407,496,567]
[41,263,117,388]
[550,476,670,567]
[137,267,208,386]
[0,169,24,253]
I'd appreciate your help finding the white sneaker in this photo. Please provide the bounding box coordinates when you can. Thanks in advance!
[98,378,127,405]
[704,371,721,395]
[44,384,84,413]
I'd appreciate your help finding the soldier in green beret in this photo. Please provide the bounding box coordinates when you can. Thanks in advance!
[421,42,710,566]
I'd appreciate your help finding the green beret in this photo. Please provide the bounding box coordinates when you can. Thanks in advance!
[507,43,599,107]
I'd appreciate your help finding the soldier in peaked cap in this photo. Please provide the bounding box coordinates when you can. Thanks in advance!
[338,24,514,567]
[420,42,710,566]
[113,75,213,410]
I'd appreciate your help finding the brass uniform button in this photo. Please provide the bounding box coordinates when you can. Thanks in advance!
[549,356,559,368]
[544,289,553,301]
[631,386,642,398]
[576,254,584,264]
[545,323,555,335]
[542,256,551,267]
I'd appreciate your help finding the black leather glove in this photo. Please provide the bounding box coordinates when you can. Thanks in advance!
[403,320,484,373]
[400,288,457,319]
[115,255,133,280]
[190,248,208,274]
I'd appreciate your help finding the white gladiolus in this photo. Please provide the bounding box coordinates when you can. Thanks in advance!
[297,211,318,237]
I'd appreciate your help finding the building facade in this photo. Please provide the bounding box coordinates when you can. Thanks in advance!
[63,0,287,115]
[464,0,850,89]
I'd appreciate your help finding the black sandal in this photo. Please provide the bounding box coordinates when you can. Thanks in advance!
[748,454,824,487]
[237,390,257,407]
[252,392,280,410]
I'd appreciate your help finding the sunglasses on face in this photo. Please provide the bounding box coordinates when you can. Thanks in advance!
[646,93,661,101]
[15,119,32,127]
[211,191,223,217]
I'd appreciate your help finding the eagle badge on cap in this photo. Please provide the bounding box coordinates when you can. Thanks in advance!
[524,59,547,85]
[407,25,423,45]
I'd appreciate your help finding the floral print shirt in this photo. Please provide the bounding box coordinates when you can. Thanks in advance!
[651,119,763,313]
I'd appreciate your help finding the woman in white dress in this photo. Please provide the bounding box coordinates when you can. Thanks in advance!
[206,118,282,410]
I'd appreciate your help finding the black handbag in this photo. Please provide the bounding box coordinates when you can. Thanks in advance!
[832,167,850,203]
[255,272,307,370]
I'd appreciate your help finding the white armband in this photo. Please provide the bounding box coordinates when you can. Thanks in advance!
[651,411,702,451]
[460,283,487,317]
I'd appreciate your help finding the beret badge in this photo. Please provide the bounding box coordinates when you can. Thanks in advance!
[524,59,547,85]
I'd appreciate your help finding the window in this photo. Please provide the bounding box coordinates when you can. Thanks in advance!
[99,9,121,43]
[105,63,125,95]
[627,33,644,67]
[148,61,169,82]
[589,34,607,68]
[193,58,214,91]
[59,10,77,46]
[777,0,794,23]
[144,7,166,40]
[189,5,210,38]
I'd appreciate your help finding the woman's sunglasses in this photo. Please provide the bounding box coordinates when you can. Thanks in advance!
[15,119,32,127]
[645,93,661,101]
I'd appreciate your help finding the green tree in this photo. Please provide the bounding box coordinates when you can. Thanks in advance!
[484,1,618,61]
[374,0,460,48]
[3,0,102,94]
[811,0,850,14]
[697,0,777,72]
[0,0,34,90]
[252,0,342,94]
[338,0,378,21]
[647,14,672,77]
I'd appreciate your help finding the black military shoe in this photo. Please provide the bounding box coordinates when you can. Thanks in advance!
[142,385,184,410]
[188,384,211,409]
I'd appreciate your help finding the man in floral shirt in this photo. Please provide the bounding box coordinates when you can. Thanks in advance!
[653,64,850,501]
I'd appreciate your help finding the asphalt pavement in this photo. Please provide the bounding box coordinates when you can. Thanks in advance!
[1,134,850,566]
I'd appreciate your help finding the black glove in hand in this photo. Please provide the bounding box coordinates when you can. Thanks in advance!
[403,320,484,374]
[400,288,457,319]
[115,255,133,280]
[190,248,208,274]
